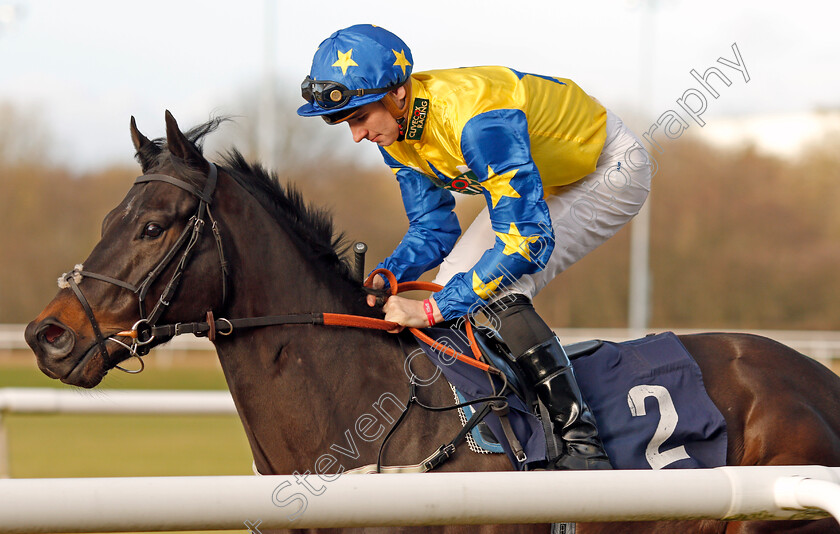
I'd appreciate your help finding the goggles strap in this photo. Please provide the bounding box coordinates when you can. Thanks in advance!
[381,81,412,142]
[381,82,411,121]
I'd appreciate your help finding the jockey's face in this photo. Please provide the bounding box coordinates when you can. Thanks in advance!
[346,101,400,147]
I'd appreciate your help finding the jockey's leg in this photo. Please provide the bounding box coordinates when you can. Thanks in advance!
[487,293,611,470]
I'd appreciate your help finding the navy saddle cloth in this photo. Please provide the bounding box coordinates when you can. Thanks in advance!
[413,328,728,471]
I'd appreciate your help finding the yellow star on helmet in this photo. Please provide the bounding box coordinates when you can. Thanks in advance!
[496,223,541,261]
[472,271,504,300]
[332,49,358,75]
[392,49,411,75]
[485,165,521,208]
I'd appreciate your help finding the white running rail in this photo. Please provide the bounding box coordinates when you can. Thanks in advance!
[0,467,838,532]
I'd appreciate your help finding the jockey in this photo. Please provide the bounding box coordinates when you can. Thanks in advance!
[298,24,652,470]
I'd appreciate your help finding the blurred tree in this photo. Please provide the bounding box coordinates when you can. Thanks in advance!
[650,138,840,330]
[0,161,133,323]
[4,97,840,331]
[206,82,364,176]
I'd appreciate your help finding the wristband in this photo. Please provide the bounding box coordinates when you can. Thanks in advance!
[422,299,436,327]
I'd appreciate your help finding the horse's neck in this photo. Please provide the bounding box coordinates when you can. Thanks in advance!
[211,180,418,474]
[216,326,411,474]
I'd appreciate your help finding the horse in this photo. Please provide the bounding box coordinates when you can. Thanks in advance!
[25,111,840,534]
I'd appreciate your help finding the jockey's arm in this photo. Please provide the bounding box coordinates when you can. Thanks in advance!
[372,150,460,285]
[431,109,556,321]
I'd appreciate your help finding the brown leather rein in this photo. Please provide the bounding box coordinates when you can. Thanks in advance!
[117,268,499,375]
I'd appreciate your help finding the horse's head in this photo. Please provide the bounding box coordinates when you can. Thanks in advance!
[25,111,229,388]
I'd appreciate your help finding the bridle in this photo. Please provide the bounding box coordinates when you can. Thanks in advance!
[60,163,229,373]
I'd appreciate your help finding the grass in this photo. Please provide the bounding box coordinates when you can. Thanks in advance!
[4,413,252,478]
[0,350,229,390]
[1,350,254,533]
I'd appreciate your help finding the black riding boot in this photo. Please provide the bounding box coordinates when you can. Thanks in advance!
[487,294,611,470]
[517,337,612,470]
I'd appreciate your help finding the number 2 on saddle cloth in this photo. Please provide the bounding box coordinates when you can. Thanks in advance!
[412,327,728,471]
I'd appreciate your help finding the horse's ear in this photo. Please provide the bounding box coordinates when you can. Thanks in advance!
[130,116,160,173]
[164,110,209,173]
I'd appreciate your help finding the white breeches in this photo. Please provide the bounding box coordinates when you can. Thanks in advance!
[433,109,653,300]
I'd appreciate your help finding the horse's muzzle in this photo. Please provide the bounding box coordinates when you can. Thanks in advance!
[25,318,77,377]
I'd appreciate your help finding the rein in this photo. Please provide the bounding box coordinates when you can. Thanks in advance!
[62,162,495,376]
[116,269,502,375]
[117,269,500,375]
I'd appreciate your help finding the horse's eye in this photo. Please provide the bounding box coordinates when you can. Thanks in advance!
[142,223,163,239]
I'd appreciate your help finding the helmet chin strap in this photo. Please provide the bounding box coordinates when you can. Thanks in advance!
[382,81,412,142]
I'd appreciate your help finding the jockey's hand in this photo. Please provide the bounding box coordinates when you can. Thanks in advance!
[366,274,385,307]
[382,295,444,334]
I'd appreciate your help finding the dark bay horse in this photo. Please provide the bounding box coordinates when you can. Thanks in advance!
[25,112,840,534]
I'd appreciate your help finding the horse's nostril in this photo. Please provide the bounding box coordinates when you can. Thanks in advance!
[34,321,75,356]
[42,324,66,344]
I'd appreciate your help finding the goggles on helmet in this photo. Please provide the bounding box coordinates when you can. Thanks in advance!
[301,76,394,111]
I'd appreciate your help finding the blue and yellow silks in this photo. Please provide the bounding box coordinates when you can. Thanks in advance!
[375,66,607,320]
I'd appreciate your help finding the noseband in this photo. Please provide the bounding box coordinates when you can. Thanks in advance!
[59,163,228,372]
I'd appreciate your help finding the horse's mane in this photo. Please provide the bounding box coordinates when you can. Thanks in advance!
[144,118,357,286]
[220,150,356,283]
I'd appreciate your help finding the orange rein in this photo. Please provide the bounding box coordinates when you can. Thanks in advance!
[117,268,497,374]
[322,268,496,374]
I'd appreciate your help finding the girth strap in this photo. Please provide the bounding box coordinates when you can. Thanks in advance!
[490,401,527,463]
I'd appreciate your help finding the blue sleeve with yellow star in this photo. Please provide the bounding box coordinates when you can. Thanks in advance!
[374,148,461,284]
[433,109,556,320]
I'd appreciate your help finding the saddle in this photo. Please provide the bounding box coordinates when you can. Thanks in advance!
[447,329,604,460]
[350,264,727,471]
[412,326,728,471]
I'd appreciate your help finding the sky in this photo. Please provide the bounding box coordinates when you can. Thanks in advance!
[1,0,839,173]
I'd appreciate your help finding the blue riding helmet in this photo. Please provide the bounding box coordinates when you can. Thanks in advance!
[297,24,413,120]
